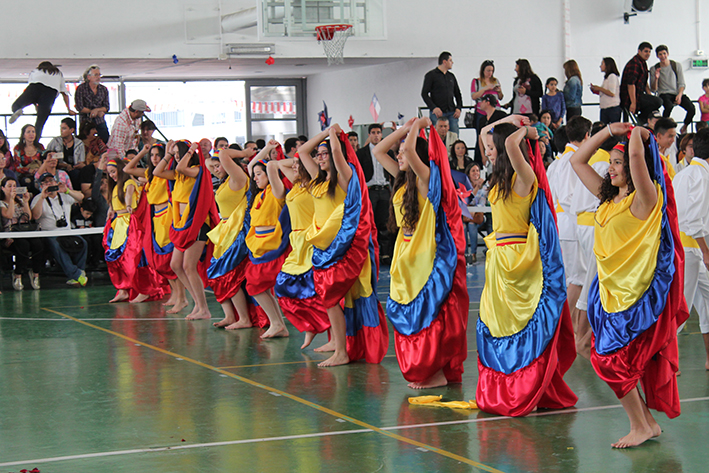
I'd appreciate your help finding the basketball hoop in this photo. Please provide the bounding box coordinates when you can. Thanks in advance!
[316,24,353,65]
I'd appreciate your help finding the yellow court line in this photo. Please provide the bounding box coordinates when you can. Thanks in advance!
[42,307,501,473]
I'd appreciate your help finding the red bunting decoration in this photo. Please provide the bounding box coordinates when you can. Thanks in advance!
[265,56,275,65]
[348,115,354,129]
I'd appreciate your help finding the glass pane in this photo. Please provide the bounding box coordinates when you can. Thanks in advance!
[125,81,248,146]
[251,120,298,143]
[250,86,297,119]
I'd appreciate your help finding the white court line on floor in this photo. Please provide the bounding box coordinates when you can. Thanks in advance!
[0,317,220,321]
[2,397,707,468]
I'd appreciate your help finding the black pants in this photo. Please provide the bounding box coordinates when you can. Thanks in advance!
[566,106,582,121]
[624,93,663,123]
[368,186,393,259]
[7,238,45,274]
[11,83,59,140]
[660,93,696,127]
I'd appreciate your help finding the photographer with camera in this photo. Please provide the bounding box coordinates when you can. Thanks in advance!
[1,177,45,290]
[31,173,87,286]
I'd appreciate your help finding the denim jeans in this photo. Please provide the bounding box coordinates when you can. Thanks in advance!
[464,221,478,255]
[430,110,460,135]
[44,236,87,280]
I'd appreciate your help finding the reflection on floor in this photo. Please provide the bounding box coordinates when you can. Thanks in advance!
[0,260,707,473]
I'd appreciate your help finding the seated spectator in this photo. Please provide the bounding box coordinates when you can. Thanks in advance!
[0,144,17,182]
[0,129,12,167]
[35,150,73,191]
[534,110,555,160]
[1,177,44,290]
[71,198,103,269]
[621,41,662,123]
[46,117,86,189]
[699,78,709,126]
[650,45,695,134]
[435,116,458,155]
[78,121,108,198]
[542,77,565,129]
[214,137,229,150]
[464,162,489,263]
[8,124,44,176]
[31,173,87,286]
[450,139,472,172]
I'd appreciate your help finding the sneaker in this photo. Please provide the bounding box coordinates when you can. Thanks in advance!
[29,271,40,290]
[66,279,79,286]
[9,108,23,124]
[78,270,88,287]
[12,276,24,291]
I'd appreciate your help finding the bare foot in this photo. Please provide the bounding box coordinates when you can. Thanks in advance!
[130,293,150,304]
[407,369,448,389]
[167,299,189,314]
[185,309,212,320]
[109,290,129,303]
[611,426,655,448]
[705,359,709,370]
[225,318,253,330]
[213,317,236,328]
[301,331,316,349]
[314,340,336,352]
[163,296,178,306]
[261,325,290,339]
[318,350,350,367]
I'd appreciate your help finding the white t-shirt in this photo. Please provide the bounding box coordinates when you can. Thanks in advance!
[599,74,620,109]
[28,69,68,97]
[31,193,76,231]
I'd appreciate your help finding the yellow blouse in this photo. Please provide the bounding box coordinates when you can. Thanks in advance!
[250,185,285,227]
[310,181,347,230]
[594,184,663,313]
[488,173,537,235]
[287,184,314,231]
[215,176,247,218]
[145,170,169,205]
[111,179,138,211]
[172,166,199,203]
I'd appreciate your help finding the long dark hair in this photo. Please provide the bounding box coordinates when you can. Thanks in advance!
[37,61,60,75]
[292,157,312,187]
[147,143,165,182]
[603,57,620,79]
[488,123,529,201]
[0,177,19,201]
[309,138,346,198]
[176,141,199,167]
[248,161,269,209]
[107,159,131,206]
[388,137,430,233]
[0,129,9,155]
[479,60,496,84]
[17,124,40,150]
[516,59,534,82]
[599,141,655,204]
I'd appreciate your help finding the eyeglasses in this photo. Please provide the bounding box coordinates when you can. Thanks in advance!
[315,152,329,160]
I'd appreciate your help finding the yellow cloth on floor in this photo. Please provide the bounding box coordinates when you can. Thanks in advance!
[408,395,478,410]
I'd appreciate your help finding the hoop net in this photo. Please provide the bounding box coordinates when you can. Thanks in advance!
[316,24,353,65]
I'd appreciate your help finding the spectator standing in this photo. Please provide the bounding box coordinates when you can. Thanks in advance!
[590,57,622,124]
[542,77,566,129]
[563,60,584,121]
[421,51,463,134]
[75,65,110,144]
[1,177,44,290]
[700,79,709,125]
[476,95,508,169]
[505,59,543,116]
[31,173,87,286]
[471,60,504,129]
[106,99,150,158]
[620,42,662,123]
[8,62,76,139]
[346,132,359,152]
[650,45,696,135]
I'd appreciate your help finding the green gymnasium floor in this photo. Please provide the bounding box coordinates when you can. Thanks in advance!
[1,264,708,473]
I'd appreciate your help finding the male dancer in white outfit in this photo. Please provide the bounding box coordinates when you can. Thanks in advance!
[673,127,709,370]
[569,124,615,359]
[547,116,592,312]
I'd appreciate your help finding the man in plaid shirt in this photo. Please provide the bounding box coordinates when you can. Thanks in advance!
[620,42,662,123]
[106,99,150,157]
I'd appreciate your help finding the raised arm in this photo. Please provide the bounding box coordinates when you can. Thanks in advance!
[247,141,275,177]
[153,140,177,180]
[273,158,297,184]
[124,144,149,179]
[218,147,253,191]
[124,182,136,213]
[403,117,431,195]
[571,122,631,198]
[628,126,658,219]
[374,118,412,177]
[329,125,352,189]
[266,161,287,199]
[480,114,528,162]
[297,129,330,179]
[504,126,536,197]
[175,142,200,178]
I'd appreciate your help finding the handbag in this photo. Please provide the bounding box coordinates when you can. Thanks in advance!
[464,111,476,128]
[57,235,85,254]
[472,212,484,225]
[10,213,38,232]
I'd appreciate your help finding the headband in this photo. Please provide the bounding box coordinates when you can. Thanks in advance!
[612,142,626,154]
[106,159,118,167]
[318,140,328,147]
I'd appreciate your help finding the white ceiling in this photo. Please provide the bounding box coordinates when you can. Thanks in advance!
[0,57,399,82]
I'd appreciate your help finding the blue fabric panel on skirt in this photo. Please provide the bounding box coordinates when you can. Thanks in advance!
[344,291,383,337]
[312,164,362,270]
[151,207,174,255]
[476,187,567,374]
[587,135,674,355]
[249,204,292,264]
[275,268,318,299]
[386,163,457,336]
[104,227,129,262]
[138,250,149,268]
[207,230,249,280]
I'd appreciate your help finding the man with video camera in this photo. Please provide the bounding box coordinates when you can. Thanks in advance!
[31,172,88,286]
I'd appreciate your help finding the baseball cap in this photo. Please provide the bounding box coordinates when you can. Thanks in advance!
[38,172,55,183]
[130,99,151,112]
[482,94,498,107]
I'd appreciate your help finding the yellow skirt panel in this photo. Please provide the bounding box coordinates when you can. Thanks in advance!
[152,204,172,248]
[479,226,544,338]
[306,202,344,250]
[281,229,314,275]
[110,214,131,250]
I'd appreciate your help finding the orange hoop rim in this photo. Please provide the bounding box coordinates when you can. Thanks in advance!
[315,24,353,41]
